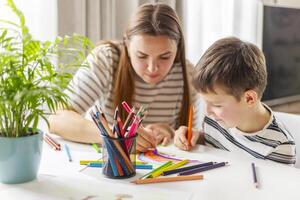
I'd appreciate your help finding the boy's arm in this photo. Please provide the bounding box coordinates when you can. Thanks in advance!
[265,142,296,165]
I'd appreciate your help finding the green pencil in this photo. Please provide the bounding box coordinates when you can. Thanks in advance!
[92,143,101,153]
[140,161,173,180]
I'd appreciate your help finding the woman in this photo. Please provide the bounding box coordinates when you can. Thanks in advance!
[49,3,200,152]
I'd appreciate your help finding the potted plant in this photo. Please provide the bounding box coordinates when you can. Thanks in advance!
[0,0,93,184]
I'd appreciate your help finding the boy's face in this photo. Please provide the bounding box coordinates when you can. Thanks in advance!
[200,86,247,128]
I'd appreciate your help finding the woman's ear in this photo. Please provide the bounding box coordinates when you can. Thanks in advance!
[244,90,258,105]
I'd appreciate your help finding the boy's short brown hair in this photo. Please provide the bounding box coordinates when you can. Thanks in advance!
[192,37,267,100]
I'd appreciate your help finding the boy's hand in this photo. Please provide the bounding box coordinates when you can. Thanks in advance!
[145,123,174,146]
[174,126,200,151]
[136,126,156,152]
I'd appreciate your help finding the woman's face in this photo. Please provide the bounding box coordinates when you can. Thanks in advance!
[127,34,178,85]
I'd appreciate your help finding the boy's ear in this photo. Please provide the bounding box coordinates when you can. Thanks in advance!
[244,90,258,105]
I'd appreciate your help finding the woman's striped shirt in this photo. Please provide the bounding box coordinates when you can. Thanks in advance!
[203,105,296,165]
[66,43,201,129]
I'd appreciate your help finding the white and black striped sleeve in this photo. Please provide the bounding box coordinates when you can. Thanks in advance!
[264,118,296,165]
[66,45,117,114]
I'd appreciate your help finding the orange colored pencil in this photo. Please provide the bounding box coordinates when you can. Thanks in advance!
[45,133,61,147]
[44,136,60,151]
[187,105,193,146]
[131,175,203,185]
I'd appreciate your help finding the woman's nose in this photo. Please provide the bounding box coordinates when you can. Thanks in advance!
[147,60,158,73]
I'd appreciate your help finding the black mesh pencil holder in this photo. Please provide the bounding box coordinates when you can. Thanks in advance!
[101,134,137,179]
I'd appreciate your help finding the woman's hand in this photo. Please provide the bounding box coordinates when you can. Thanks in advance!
[174,126,201,151]
[145,123,174,146]
[136,126,156,152]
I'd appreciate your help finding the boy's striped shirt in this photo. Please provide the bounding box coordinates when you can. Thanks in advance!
[203,106,296,165]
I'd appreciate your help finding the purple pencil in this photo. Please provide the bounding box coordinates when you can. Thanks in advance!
[178,162,228,176]
[162,162,215,176]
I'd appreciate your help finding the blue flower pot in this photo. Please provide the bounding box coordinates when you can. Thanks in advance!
[0,130,43,184]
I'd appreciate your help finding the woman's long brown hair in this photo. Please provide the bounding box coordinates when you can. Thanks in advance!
[113,3,190,128]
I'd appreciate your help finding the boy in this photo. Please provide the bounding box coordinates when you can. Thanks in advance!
[174,37,296,165]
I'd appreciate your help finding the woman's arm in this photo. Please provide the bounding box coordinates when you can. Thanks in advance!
[49,109,157,152]
[49,110,102,144]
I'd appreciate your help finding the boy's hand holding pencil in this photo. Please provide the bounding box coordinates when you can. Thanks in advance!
[174,105,201,151]
[145,123,174,146]
[174,126,200,151]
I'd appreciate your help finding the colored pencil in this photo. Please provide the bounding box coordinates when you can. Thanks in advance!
[91,112,134,173]
[122,101,132,113]
[87,162,153,169]
[162,161,215,176]
[44,137,60,150]
[140,161,173,179]
[64,144,72,162]
[251,162,259,188]
[80,160,147,165]
[161,159,189,172]
[187,105,193,146]
[92,143,101,153]
[123,109,135,132]
[131,175,203,185]
[44,136,61,151]
[45,133,61,147]
[178,162,228,176]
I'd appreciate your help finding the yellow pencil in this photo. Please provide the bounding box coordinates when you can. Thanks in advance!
[131,175,203,184]
[161,159,189,172]
[150,161,176,178]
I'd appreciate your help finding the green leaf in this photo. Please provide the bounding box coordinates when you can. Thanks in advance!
[0,0,94,137]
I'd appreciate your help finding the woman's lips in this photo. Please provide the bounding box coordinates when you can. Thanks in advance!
[147,73,159,78]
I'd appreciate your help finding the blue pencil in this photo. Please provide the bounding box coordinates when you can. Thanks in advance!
[64,144,72,162]
[88,162,153,170]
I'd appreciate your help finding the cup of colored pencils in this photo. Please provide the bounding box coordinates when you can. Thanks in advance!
[90,102,146,179]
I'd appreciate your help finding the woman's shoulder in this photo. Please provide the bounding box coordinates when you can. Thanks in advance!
[92,41,122,57]
[87,41,123,70]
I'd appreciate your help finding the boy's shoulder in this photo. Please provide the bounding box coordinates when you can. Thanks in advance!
[202,111,294,144]
[260,104,294,142]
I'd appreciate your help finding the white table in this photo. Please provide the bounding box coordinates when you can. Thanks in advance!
[1,134,300,200]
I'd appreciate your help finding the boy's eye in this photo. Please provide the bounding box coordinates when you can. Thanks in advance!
[212,104,222,108]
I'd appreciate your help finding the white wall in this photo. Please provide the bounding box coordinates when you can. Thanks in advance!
[184,0,259,65]
[0,0,57,42]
